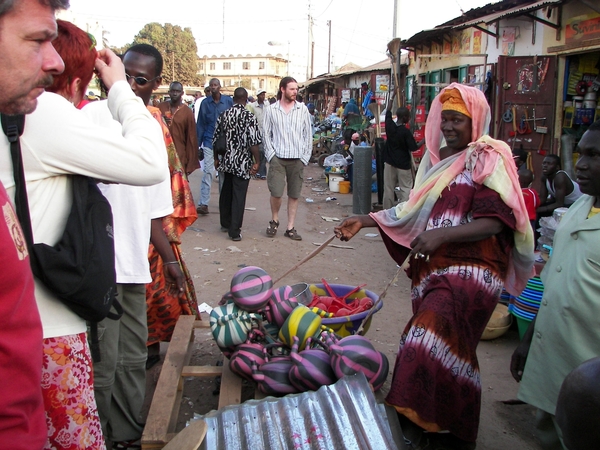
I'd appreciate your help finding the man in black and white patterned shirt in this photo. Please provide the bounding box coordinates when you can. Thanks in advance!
[213,87,261,241]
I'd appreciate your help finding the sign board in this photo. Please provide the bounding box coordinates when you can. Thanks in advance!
[375,75,390,92]
[341,89,351,102]
[566,13,600,44]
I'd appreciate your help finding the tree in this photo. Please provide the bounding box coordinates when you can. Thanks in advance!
[130,22,200,86]
[240,78,252,90]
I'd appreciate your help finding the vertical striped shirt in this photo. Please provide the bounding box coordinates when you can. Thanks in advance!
[262,101,313,164]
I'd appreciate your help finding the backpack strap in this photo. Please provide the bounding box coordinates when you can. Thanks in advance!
[1,114,34,249]
[106,297,123,321]
[88,322,102,362]
[88,298,123,363]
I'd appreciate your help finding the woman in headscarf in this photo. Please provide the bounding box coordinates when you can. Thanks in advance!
[335,83,534,448]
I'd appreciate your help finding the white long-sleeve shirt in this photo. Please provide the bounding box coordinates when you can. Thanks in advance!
[0,81,168,338]
[263,100,312,165]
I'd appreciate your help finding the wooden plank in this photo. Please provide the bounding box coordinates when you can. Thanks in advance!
[194,320,210,329]
[163,419,207,450]
[142,315,196,446]
[217,358,243,409]
[181,365,223,377]
[168,325,196,435]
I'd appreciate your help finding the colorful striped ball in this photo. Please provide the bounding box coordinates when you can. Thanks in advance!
[328,335,389,391]
[369,350,389,391]
[263,285,298,327]
[252,360,298,396]
[229,342,266,381]
[278,305,322,351]
[209,303,262,348]
[230,266,273,311]
[289,336,336,392]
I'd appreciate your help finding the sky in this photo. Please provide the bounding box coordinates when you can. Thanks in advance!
[67,0,495,80]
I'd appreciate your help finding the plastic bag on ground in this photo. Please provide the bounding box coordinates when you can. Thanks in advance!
[323,153,347,169]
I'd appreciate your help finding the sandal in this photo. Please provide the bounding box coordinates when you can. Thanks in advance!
[266,220,279,237]
[284,228,302,241]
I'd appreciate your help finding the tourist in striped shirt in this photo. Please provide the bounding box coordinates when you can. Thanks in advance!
[263,77,312,241]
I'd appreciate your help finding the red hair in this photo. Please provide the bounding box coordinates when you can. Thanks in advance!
[48,20,97,96]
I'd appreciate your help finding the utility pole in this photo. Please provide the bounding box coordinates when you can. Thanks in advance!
[327,20,331,74]
[311,41,315,79]
[392,0,400,38]
[307,0,313,80]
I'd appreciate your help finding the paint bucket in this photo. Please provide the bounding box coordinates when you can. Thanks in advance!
[329,175,344,193]
[338,180,351,194]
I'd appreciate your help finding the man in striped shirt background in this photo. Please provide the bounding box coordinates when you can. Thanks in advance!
[263,77,312,241]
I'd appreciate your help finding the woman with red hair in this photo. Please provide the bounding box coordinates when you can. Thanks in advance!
[47,20,98,105]
[335,84,535,448]
[0,20,169,449]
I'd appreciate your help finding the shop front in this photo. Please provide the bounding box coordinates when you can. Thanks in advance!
[547,7,600,176]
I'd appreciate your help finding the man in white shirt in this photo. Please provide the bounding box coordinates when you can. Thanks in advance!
[86,43,183,448]
[262,77,312,241]
[193,86,210,122]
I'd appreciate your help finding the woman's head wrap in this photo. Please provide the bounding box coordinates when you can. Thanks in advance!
[440,88,472,118]
[425,83,491,166]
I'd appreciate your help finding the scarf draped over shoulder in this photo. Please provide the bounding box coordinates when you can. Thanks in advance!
[371,83,534,296]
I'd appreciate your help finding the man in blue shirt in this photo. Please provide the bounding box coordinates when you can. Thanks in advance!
[196,78,233,214]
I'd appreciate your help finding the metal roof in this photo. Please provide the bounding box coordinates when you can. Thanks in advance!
[193,373,402,450]
[402,0,564,48]
[455,0,563,28]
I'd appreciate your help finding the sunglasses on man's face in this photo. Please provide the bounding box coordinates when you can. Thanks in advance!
[125,73,159,86]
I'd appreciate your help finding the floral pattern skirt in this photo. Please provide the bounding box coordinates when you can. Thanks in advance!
[42,333,105,449]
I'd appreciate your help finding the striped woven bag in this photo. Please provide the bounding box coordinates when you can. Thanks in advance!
[209,303,262,348]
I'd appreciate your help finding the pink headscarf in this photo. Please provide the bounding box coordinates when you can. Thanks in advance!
[371,83,534,295]
[425,83,492,166]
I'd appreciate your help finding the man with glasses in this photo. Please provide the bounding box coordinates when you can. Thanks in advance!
[0,0,67,447]
[84,43,181,449]
[158,81,199,176]
[196,78,233,215]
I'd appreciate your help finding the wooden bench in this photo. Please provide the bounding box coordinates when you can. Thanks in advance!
[141,315,243,450]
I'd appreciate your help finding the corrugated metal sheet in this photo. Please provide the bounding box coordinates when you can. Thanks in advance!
[456,0,562,28]
[193,373,401,450]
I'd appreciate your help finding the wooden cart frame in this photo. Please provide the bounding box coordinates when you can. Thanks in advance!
[141,315,242,450]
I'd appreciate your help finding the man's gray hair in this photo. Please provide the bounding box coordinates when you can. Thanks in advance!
[0,0,70,17]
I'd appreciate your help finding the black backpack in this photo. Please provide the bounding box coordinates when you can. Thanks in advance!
[2,113,122,362]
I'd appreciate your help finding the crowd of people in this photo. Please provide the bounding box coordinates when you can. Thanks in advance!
[0,1,599,450]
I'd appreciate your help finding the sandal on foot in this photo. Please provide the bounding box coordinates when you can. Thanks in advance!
[284,228,302,241]
[266,220,279,237]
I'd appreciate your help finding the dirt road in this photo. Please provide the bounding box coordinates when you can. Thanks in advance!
[143,163,541,449]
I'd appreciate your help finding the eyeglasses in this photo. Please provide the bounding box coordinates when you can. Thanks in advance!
[125,73,159,86]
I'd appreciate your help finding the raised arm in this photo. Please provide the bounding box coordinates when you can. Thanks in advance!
[25,85,167,186]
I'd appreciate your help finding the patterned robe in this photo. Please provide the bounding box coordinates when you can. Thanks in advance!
[383,168,516,442]
[146,106,199,344]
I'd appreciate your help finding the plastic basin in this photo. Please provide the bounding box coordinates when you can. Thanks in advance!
[308,283,382,337]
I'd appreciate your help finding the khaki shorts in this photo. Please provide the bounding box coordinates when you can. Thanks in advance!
[267,156,304,198]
